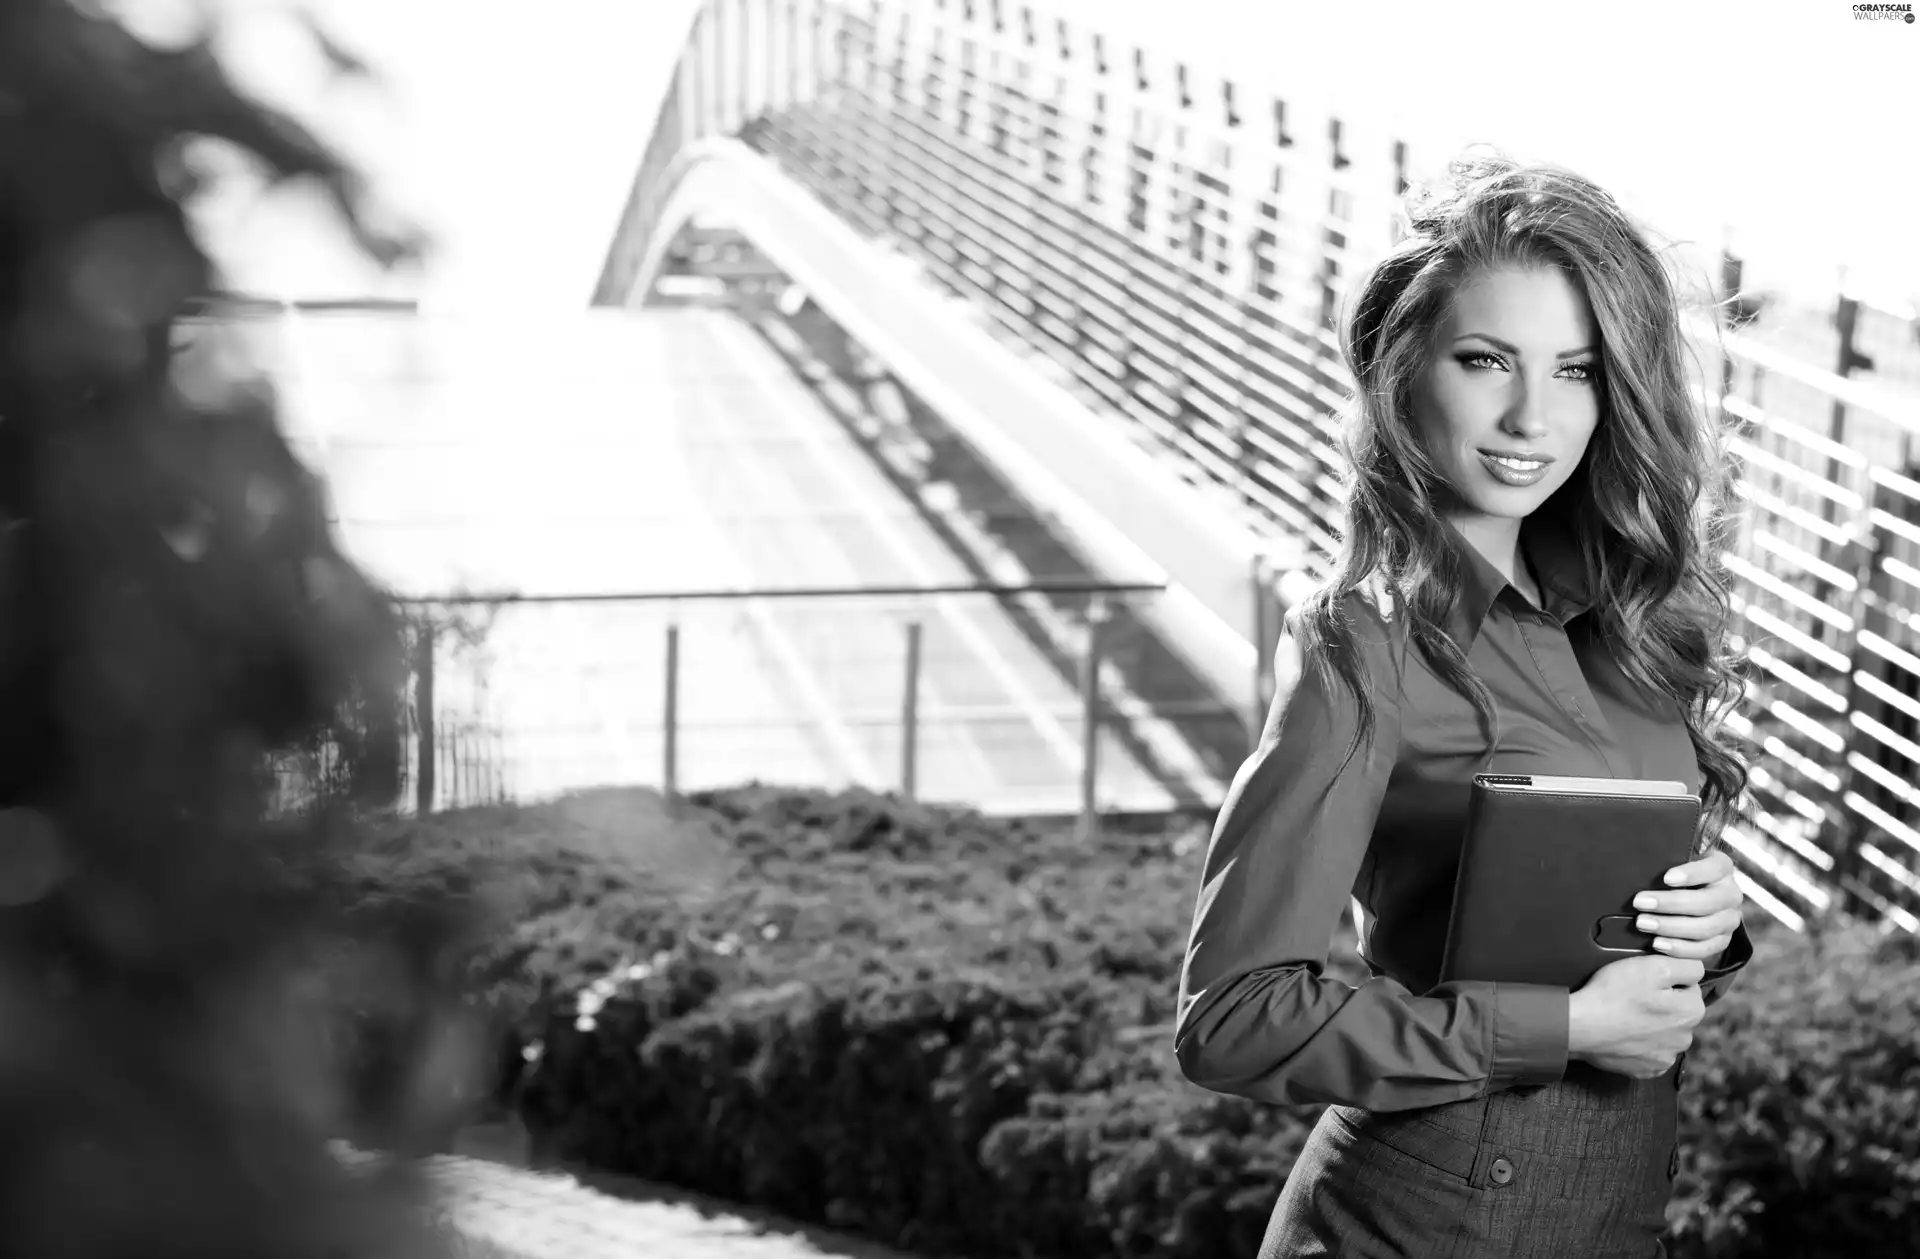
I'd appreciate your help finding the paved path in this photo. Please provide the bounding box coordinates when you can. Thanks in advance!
[431,1156,921,1259]
[395,1126,924,1259]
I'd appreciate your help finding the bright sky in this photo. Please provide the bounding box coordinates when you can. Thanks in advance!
[144,0,1918,313]
[146,0,693,309]
[1044,0,1920,310]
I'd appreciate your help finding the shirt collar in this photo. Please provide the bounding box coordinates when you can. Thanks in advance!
[1441,515,1594,651]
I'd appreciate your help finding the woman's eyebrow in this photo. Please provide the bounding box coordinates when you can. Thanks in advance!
[1455,333,1596,360]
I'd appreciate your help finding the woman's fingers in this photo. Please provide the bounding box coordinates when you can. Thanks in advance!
[1661,850,1736,889]
[1644,910,1735,958]
[1648,931,1734,961]
[1649,933,1731,961]
[1636,882,1742,917]
[1639,907,1741,940]
[1639,853,1745,962]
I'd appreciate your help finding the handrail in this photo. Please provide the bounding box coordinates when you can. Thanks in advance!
[390,578,1166,835]
[392,578,1166,605]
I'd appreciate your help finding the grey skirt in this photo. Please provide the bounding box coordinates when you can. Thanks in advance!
[1260,1059,1683,1259]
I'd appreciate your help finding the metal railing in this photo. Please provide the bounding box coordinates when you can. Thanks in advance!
[387,577,1178,836]
[200,292,1218,835]
[595,0,1920,931]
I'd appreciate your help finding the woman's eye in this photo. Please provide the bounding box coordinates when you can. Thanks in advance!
[1454,353,1597,383]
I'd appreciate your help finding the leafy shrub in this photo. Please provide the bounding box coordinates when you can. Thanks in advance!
[521,958,1126,1256]
[477,785,1218,1100]
[468,785,1919,1259]
[981,1047,1319,1259]
[1667,916,1920,1259]
[478,784,1338,1256]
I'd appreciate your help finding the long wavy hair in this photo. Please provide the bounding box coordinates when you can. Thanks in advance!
[1296,151,1749,848]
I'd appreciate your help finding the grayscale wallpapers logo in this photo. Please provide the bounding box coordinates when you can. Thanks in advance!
[1852,2,1915,19]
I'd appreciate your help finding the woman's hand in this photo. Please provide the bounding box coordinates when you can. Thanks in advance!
[1633,849,1744,965]
[1569,954,1704,1078]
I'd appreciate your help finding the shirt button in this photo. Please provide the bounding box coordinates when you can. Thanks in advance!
[1490,1157,1515,1186]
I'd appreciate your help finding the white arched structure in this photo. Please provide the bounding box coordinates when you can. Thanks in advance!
[598,137,1279,716]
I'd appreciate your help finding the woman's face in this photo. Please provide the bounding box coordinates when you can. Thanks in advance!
[1411,265,1602,532]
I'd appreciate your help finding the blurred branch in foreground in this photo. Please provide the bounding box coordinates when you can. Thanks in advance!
[0,2,498,1255]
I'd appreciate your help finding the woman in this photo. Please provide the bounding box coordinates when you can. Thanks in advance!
[1173,153,1755,1258]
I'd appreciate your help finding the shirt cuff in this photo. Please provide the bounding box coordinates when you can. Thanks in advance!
[1486,982,1571,1092]
[1701,921,1756,1008]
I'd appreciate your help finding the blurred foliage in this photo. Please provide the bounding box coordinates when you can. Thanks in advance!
[0,2,495,1255]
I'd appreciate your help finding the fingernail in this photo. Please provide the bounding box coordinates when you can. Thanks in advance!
[1634,893,1657,910]
[1652,938,1675,951]
[1637,915,1657,932]
[1664,869,1687,885]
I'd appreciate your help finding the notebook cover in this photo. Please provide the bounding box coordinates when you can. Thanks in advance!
[1437,775,1703,989]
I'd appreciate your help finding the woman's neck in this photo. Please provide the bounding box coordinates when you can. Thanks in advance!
[1450,515,1532,598]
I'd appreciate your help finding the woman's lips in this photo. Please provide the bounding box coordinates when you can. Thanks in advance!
[1479,450,1551,487]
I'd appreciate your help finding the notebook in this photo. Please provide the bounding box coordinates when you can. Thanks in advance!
[1437,773,1703,989]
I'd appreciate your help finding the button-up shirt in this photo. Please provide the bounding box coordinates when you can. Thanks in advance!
[1174,520,1754,1113]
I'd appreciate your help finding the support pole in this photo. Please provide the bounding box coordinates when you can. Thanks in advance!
[413,621,436,816]
[1077,596,1109,842]
[900,618,923,799]
[663,621,682,803]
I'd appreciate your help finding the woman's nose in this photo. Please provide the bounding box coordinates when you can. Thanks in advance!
[1500,382,1552,439]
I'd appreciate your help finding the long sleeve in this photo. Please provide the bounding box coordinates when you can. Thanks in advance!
[1700,920,1754,1008]
[1172,599,1570,1113]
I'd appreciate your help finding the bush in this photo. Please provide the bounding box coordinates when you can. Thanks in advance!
[512,942,1318,1259]
[475,784,1219,1093]
[525,966,1110,1254]
[473,784,1341,1256]
[1667,917,1920,1259]
[980,1047,1319,1258]
[461,785,1919,1259]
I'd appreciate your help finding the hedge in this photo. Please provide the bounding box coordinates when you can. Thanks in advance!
[1670,917,1920,1258]
[417,784,1917,1259]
